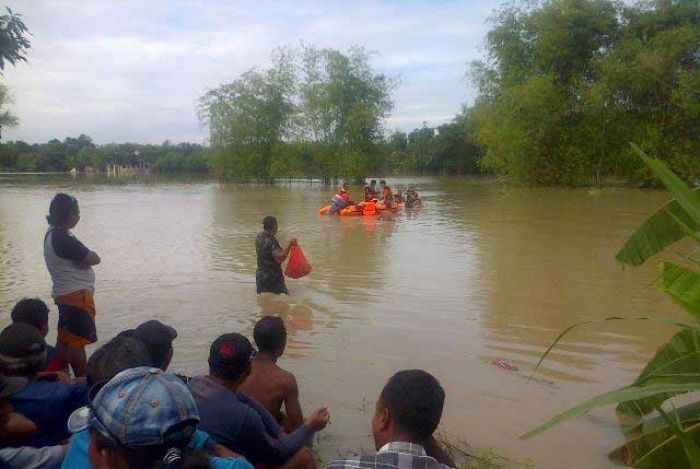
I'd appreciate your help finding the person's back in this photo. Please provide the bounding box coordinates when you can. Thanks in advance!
[0,323,88,447]
[191,333,328,468]
[240,316,303,431]
[10,379,87,447]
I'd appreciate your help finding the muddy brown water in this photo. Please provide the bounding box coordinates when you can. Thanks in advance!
[0,174,684,467]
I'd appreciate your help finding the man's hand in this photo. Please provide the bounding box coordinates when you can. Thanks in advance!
[289,237,298,247]
[304,405,330,432]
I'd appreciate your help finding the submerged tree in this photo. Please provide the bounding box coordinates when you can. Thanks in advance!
[199,45,396,182]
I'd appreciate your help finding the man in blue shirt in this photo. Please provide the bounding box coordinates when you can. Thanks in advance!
[189,333,330,468]
[0,322,88,447]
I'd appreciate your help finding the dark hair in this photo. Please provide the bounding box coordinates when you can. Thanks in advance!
[11,299,49,331]
[253,316,287,354]
[262,216,277,231]
[91,430,210,469]
[370,180,376,185]
[47,193,79,226]
[86,335,153,387]
[380,180,386,185]
[380,370,445,442]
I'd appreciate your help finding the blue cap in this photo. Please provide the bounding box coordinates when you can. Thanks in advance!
[68,367,199,447]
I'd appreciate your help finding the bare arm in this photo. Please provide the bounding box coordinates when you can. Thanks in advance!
[78,251,100,268]
[273,238,296,265]
[0,412,38,444]
[283,374,304,432]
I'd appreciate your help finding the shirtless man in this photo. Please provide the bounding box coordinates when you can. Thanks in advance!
[241,316,303,432]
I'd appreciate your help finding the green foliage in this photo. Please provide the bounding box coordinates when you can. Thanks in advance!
[0,7,30,71]
[616,189,700,267]
[0,136,211,173]
[524,151,700,466]
[470,0,700,185]
[0,83,17,132]
[200,45,396,182]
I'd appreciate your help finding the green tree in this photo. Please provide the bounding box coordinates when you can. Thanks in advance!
[470,0,700,185]
[199,48,296,181]
[0,7,30,71]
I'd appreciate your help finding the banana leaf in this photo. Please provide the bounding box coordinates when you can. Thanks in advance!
[610,423,686,466]
[630,422,700,469]
[640,402,700,435]
[630,144,700,229]
[616,188,700,267]
[633,416,700,468]
[617,327,700,418]
[661,262,700,318]
[522,375,700,440]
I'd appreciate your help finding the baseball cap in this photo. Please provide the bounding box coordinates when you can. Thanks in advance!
[0,374,28,398]
[208,333,255,381]
[132,320,177,369]
[0,323,47,375]
[68,367,199,447]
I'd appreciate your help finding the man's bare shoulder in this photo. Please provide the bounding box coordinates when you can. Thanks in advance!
[278,367,299,393]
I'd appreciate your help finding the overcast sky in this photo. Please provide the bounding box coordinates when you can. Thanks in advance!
[3,0,501,144]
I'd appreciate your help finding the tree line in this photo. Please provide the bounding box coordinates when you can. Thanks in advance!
[0,136,210,173]
[0,0,697,185]
[467,0,700,185]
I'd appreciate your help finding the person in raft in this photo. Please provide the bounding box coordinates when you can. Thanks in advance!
[328,182,351,215]
[379,180,393,208]
[44,193,101,377]
[364,180,378,202]
[256,216,296,295]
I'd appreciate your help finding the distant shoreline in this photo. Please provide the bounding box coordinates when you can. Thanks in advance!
[0,171,71,175]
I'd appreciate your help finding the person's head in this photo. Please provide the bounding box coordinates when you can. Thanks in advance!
[263,216,278,236]
[370,180,377,187]
[207,333,255,387]
[68,367,208,469]
[379,180,387,188]
[0,323,47,378]
[132,320,178,371]
[86,335,153,387]
[11,298,50,336]
[253,316,287,357]
[47,193,80,228]
[372,370,445,449]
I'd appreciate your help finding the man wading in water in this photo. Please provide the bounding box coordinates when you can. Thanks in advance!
[256,216,296,294]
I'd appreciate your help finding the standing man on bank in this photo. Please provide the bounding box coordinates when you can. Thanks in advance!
[256,216,295,295]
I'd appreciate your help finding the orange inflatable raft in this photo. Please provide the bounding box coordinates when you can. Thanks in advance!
[319,201,399,216]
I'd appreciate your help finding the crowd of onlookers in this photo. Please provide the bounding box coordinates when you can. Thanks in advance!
[0,298,456,469]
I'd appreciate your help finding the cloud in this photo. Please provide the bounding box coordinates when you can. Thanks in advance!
[3,0,501,144]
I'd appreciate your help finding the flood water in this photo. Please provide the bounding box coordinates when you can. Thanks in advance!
[0,174,685,468]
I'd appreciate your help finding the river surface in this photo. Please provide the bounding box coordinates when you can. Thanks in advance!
[0,174,685,468]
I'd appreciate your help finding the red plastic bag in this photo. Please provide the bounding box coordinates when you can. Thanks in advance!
[285,244,311,279]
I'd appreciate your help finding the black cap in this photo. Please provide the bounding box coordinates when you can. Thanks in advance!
[208,333,255,381]
[0,374,28,397]
[132,321,177,369]
[133,320,177,347]
[0,323,47,376]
